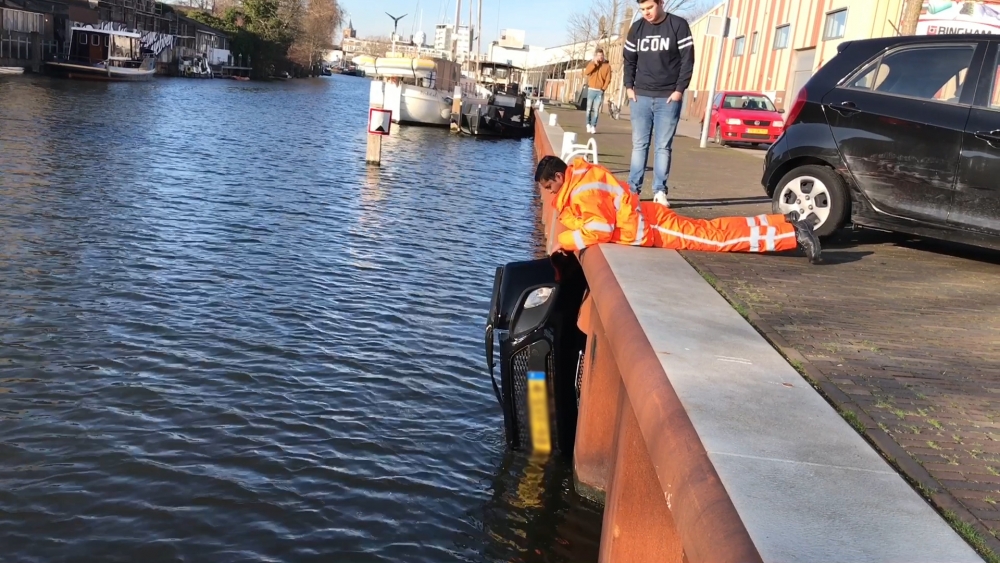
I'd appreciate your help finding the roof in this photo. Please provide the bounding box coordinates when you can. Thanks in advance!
[72,26,140,38]
[480,61,524,71]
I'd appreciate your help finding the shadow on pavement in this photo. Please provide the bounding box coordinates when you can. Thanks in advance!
[823,227,1000,265]
[669,196,772,209]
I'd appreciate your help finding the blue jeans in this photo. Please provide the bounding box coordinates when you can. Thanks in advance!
[585,89,604,128]
[628,95,682,195]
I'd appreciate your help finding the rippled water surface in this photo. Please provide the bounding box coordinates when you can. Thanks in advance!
[0,75,601,562]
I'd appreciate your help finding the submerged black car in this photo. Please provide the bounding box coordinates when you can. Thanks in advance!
[762,35,1000,247]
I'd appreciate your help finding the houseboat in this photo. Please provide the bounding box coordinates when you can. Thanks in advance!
[47,27,155,81]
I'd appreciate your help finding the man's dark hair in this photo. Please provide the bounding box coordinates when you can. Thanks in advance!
[595,48,605,55]
[535,156,568,182]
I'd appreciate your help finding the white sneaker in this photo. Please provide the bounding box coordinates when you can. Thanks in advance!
[653,192,670,207]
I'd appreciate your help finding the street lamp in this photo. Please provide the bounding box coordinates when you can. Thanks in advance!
[699,0,732,148]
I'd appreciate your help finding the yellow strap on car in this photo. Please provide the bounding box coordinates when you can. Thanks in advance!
[526,371,552,455]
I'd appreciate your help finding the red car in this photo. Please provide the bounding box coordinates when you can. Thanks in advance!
[708,91,785,147]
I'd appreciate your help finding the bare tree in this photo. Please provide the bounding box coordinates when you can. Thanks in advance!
[679,0,716,21]
[354,35,394,57]
[288,0,343,71]
[664,0,704,15]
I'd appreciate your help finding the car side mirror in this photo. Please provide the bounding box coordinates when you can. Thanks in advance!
[778,108,786,114]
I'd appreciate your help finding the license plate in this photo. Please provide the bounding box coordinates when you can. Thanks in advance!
[526,371,552,455]
[747,127,769,134]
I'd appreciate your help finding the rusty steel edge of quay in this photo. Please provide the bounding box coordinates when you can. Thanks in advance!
[531,113,764,563]
[529,110,999,561]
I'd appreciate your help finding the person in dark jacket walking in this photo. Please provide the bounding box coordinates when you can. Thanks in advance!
[624,0,695,207]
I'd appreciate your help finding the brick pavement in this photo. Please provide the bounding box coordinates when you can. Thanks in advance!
[552,107,1000,556]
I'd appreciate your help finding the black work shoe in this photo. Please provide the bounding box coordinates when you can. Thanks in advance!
[792,220,822,264]
[784,211,801,223]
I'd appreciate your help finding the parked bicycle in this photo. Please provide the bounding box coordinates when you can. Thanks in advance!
[607,98,625,120]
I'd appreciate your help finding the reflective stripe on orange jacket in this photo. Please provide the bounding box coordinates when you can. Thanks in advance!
[552,159,799,254]
[553,158,648,251]
[643,204,798,253]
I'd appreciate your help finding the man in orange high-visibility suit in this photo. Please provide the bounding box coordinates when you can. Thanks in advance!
[535,156,822,263]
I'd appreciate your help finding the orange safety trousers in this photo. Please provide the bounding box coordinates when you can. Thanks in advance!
[640,203,799,253]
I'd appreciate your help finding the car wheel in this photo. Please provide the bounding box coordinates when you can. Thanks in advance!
[714,126,726,147]
[772,165,848,238]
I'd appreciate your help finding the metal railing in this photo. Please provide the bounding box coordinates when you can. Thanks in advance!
[1,31,63,66]
[0,30,32,63]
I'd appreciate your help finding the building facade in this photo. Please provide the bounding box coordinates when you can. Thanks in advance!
[434,23,451,51]
[685,0,906,118]
[454,24,472,62]
[684,0,1000,119]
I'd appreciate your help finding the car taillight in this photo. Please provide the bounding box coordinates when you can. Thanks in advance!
[783,87,807,132]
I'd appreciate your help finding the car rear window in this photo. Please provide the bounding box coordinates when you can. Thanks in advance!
[846,44,975,104]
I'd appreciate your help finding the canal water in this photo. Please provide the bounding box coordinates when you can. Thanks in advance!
[0,75,602,562]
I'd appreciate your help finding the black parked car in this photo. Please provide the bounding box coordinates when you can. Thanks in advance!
[763,35,1000,247]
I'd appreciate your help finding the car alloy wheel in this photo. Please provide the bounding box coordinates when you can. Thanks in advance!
[776,175,832,231]
[714,126,726,146]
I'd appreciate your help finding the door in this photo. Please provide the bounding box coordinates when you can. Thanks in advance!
[709,92,723,128]
[822,42,984,224]
[953,40,1000,235]
[786,48,816,109]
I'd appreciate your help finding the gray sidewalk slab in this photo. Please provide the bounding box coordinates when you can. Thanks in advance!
[602,243,981,562]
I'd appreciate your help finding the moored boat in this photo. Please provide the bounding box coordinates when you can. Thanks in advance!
[354,55,458,127]
[457,90,535,139]
[46,27,155,82]
[0,67,24,76]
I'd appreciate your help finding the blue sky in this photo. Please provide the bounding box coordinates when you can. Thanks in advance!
[340,0,581,49]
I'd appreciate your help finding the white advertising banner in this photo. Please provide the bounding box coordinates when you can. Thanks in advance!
[918,0,1000,35]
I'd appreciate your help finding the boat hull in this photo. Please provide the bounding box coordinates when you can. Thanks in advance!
[397,85,451,127]
[47,61,155,82]
[457,96,535,139]
[0,67,24,75]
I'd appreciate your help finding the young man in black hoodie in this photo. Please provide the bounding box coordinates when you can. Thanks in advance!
[624,0,695,207]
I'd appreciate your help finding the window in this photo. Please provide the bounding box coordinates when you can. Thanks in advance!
[1,8,43,33]
[734,36,745,57]
[987,52,1000,109]
[774,24,790,50]
[722,94,776,111]
[79,32,88,45]
[713,92,723,108]
[751,31,759,54]
[847,45,975,104]
[824,9,848,40]
[92,35,100,46]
